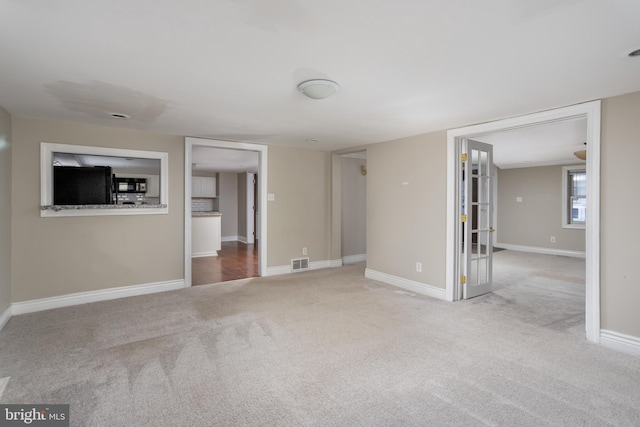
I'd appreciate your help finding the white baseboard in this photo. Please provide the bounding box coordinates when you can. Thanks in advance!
[343,254,366,264]
[365,269,447,301]
[238,236,249,244]
[192,251,218,258]
[600,330,640,356]
[265,265,290,276]
[329,259,343,268]
[11,279,186,316]
[265,259,343,277]
[495,243,585,258]
[0,305,12,331]
[221,236,239,242]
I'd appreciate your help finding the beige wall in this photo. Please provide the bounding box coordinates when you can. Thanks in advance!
[601,91,640,337]
[267,146,331,266]
[341,156,367,257]
[0,107,11,314]
[497,165,585,252]
[367,131,447,288]
[218,172,238,238]
[11,116,184,302]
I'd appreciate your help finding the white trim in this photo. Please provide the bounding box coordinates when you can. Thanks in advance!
[343,254,366,264]
[185,138,268,287]
[494,243,585,258]
[600,330,640,356]
[365,269,447,301]
[309,260,332,270]
[445,133,457,302]
[329,259,343,268]
[221,235,239,242]
[237,235,248,244]
[265,265,291,277]
[265,259,343,276]
[446,100,601,343]
[40,142,169,217]
[0,305,12,331]
[11,280,185,315]
[192,251,218,258]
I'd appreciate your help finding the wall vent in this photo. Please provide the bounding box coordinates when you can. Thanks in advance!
[291,257,310,272]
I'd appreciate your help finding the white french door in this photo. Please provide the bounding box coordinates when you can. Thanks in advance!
[461,139,494,299]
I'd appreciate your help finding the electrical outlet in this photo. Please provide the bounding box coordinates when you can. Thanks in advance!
[550,236,556,243]
[416,262,422,273]
[302,247,307,255]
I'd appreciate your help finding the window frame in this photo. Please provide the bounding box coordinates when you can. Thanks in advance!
[562,165,586,229]
[41,142,169,217]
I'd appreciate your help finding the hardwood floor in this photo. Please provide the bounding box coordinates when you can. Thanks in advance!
[192,241,258,285]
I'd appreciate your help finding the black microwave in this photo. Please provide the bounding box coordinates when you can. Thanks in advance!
[115,177,147,193]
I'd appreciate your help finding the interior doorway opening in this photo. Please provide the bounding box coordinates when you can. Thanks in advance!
[184,138,268,287]
[340,151,367,265]
[446,101,601,343]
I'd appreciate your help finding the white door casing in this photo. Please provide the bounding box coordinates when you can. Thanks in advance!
[184,138,268,286]
[446,100,601,343]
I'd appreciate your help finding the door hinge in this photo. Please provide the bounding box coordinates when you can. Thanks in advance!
[461,153,468,162]
[460,214,467,223]
[460,275,467,284]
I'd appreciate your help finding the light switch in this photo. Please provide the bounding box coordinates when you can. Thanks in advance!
[516,196,523,202]
[267,193,275,201]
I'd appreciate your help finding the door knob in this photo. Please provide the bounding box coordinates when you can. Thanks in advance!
[489,227,495,232]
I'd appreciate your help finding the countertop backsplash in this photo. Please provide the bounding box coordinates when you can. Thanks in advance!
[192,198,215,212]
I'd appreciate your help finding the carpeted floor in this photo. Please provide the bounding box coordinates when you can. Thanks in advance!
[1,252,639,426]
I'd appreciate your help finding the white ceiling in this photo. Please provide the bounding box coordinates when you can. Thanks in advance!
[1,1,639,152]
[192,146,258,173]
[473,117,587,169]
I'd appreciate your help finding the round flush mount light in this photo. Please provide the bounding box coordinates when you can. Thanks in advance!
[305,138,319,143]
[109,112,130,119]
[297,79,339,100]
[628,48,640,57]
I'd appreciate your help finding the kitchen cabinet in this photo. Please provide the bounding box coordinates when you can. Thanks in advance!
[192,177,217,198]
[192,214,222,257]
[145,175,160,197]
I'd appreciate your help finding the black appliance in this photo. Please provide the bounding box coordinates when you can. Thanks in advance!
[114,177,147,193]
[53,166,113,205]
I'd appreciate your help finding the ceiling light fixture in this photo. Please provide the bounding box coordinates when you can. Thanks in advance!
[297,79,339,100]
[628,48,640,57]
[109,112,130,119]
[305,138,319,143]
[574,142,587,161]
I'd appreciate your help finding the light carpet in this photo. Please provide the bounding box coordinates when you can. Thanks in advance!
[1,256,639,426]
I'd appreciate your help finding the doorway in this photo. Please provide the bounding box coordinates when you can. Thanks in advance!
[184,138,268,287]
[446,101,601,343]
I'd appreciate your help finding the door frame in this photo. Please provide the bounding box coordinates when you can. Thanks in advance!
[184,137,268,286]
[445,100,601,343]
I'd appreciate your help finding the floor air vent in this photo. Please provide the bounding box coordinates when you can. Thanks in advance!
[291,257,309,272]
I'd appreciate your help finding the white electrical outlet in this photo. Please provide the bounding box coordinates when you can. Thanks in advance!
[550,236,556,243]
[302,247,307,255]
[416,262,422,272]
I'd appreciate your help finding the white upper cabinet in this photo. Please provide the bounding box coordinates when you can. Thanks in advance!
[192,176,217,198]
[146,175,160,197]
